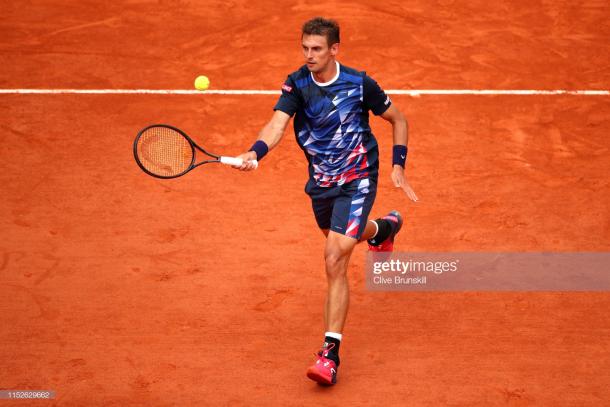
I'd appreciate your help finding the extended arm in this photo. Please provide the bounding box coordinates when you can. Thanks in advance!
[234,110,292,171]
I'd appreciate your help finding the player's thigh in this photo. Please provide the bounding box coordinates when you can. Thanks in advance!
[308,181,344,232]
[310,197,334,230]
[330,178,377,240]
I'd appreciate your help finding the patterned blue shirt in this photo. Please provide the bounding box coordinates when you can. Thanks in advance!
[274,62,391,187]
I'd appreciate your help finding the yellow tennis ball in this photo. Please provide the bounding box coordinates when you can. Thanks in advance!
[194,75,210,91]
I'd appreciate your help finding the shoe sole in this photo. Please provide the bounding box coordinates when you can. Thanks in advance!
[306,366,335,385]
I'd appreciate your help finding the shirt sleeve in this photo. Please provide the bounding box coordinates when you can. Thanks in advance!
[273,76,301,116]
[363,74,392,116]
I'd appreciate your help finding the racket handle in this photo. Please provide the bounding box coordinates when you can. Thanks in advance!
[220,156,259,169]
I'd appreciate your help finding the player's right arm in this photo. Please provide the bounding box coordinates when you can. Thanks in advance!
[258,110,292,150]
[234,75,300,171]
[233,109,292,171]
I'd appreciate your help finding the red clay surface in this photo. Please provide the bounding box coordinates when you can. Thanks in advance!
[1,1,610,406]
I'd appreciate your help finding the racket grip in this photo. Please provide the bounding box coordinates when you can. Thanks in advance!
[220,156,259,169]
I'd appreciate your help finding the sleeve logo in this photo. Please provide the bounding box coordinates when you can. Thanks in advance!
[282,83,293,92]
[384,96,391,105]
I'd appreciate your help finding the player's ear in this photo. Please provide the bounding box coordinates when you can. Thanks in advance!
[330,42,339,56]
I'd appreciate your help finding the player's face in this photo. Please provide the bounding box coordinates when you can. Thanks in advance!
[301,34,338,73]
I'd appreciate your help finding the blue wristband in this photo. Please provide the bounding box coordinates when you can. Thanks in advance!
[249,140,269,160]
[392,145,408,168]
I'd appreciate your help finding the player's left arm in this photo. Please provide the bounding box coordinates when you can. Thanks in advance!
[380,105,419,202]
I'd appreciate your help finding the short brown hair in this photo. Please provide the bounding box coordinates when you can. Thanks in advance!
[302,17,340,46]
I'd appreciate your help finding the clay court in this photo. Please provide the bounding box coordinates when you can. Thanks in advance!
[1,1,609,405]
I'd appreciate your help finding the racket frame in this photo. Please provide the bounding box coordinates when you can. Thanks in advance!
[133,124,223,179]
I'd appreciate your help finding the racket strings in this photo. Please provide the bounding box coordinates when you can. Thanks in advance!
[136,127,193,177]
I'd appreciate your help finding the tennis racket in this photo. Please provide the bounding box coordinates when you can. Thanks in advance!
[133,124,258,179]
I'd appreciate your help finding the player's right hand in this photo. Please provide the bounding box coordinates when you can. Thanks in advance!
[233,151,258,171]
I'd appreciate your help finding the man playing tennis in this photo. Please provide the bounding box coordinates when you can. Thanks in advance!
[234,17,418,385]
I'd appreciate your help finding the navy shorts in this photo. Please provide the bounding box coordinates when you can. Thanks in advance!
[305,177,378,240]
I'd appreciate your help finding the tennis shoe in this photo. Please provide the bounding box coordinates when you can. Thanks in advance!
[368,210,403,252]
[306,343,338,385]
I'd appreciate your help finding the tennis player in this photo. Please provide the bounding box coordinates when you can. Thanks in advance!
[234,17,418,385]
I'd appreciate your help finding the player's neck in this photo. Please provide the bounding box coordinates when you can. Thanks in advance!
[312,60,339,84]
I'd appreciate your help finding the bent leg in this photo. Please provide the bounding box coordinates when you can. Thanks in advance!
[359,220,378,242]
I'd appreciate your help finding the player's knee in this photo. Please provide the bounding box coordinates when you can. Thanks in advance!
[324,251,347,278]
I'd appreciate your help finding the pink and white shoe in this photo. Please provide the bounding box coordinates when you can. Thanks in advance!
[306,343,338,385]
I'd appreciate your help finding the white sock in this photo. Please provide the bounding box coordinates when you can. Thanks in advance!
[325,331,343,341]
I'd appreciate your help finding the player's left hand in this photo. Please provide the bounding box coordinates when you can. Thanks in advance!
[391,165,418,202]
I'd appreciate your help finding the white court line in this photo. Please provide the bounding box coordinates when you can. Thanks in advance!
[0,89,608,96]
